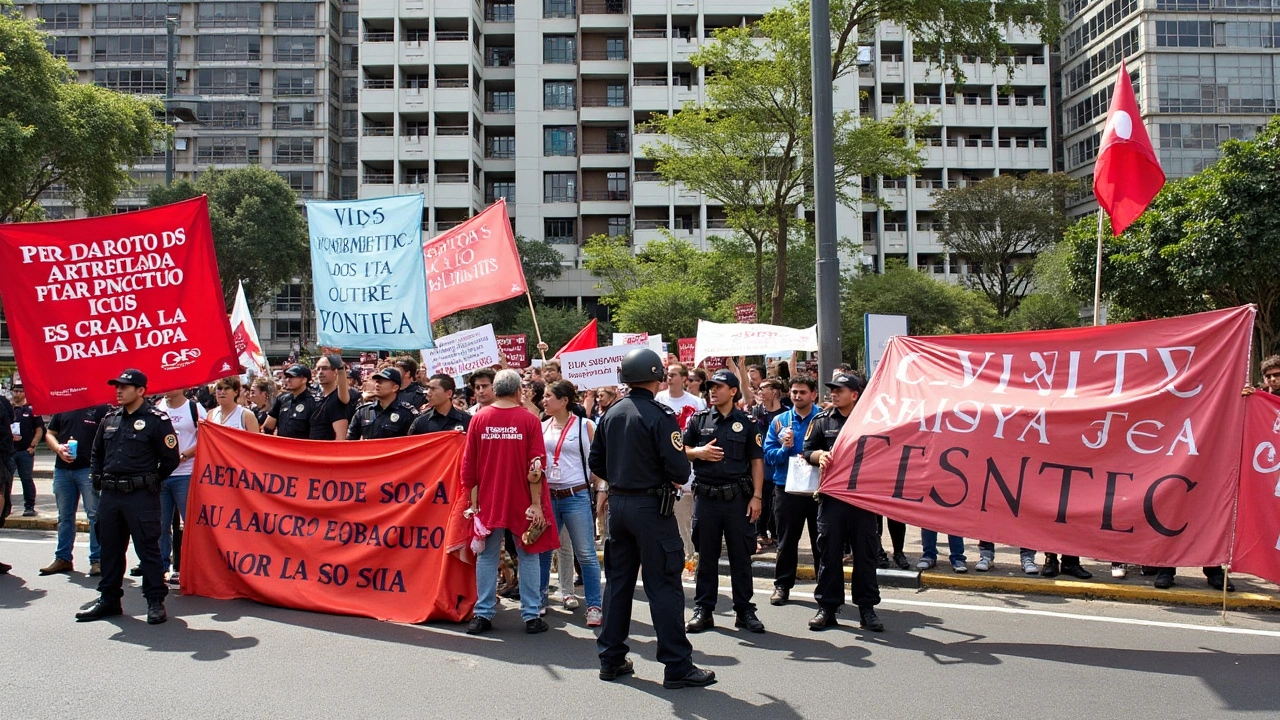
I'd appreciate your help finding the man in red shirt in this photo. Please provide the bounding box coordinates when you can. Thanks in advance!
[461,369,560,635]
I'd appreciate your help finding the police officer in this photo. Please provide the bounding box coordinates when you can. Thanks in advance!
[589,348,716,690]
[395,357,429,410]
[408,374,472,435]
[77,369,180,625]
[805,372,884,633]
[263,364,318,439]
[683,369,765,634]
[348,368,419,440]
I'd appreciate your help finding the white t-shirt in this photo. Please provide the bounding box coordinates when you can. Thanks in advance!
[655,390,706,430]
[157,397,206,476]
[541,415,595,490]
[209,404,250,431]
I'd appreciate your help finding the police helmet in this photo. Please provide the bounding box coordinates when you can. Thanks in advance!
[618,348,665,384]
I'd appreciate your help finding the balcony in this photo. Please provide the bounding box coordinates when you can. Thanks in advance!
[360,134,396,160]
[433,179,477,206]
[360,38,396,66]
[434,83,475,113]
[582,0,629,28]
[632,79,670,111]
[632,37,669,64]
[580,98,630,123]
[362,170,394,184]
[434,34,473,65]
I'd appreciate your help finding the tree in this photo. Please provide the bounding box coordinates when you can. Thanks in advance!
[643,0,1058,324]
[496,304,603,356]
[1007,242,1084,331]
[0,4,169,222]
[934,173,1077,319]
[148,167,308,311]
[613,281,713,340]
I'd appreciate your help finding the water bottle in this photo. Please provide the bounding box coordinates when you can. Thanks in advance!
[66,438,78,461]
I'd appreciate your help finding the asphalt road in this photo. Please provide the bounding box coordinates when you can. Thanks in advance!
[2,529,1279,720]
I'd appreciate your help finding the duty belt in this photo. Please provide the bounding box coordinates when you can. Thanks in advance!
[608,486,666,497]
[692,479,752,501]
[102,474,158,493]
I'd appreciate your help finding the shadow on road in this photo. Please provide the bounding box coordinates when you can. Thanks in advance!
[0,574,48,609]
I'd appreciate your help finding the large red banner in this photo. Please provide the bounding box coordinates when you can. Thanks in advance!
[1234,391,1280,585]
[182,422,476,624]
[0,197,239,414]
[425,199,527,322]
[820,306,1255,567]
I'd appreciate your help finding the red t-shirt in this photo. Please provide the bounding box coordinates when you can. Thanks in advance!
[460,405,558,555]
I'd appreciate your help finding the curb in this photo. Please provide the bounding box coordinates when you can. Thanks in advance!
[919,572,1280,611]
[3,517,87,532]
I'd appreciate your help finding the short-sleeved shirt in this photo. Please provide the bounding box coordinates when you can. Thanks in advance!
[347,399,419,440]
[47,404,111,470]
[12,403,45,452]
[268,391,319,440]
[309,389,350,440]
[409,406,472,435]
[683,406,764,484]
[156,397,206,476]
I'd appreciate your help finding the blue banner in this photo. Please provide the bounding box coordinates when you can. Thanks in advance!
[307,194,433,349]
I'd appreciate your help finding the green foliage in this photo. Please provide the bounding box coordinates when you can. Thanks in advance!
[1006,243,1083,331]
[0,4,169,221]
[148,167,307,309]
[613,281,713,340]
[495,304,604,356]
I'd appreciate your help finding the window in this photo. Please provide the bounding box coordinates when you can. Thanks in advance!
[39,4,79,29]
[277,171,315,196]
[486,46,515,67]
[488,180,515,203]
[46,36,79,61]
[486,2,516,22]
[197,68,261,95]
[273,103,316,128]
[606,216,628,238]
[341,44,359,70]
[606,37,626,60]
[543,35,576,63]
[544,0,576,18]
[197,137,260,163]
[276,70,316,96]
[544,173,577,203]
[276,284,303,312]
[196,35,262,61]
[487,134,515,158]
[544,81,576,109]
[275,36,316,62]
[341,11,358,36]
[606,83,627,107]
[545,218,576,244]
[544,126,577,156]
[276,2,317,28]
[94,36,165,61]
[93,69,167,94]
[273,319,302,340]
[199,101,261,128]
[486,90,515,112]
[1155,20,1212,47]
[93,3,180,29]
[606,128,628,153]
[606,171,628,200]
[197,3,261,28]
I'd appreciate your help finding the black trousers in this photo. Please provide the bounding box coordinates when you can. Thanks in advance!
[773,484,820,590]
[692,492,755,612]
[598,495,694,680]
[1044,552,1083,566]
[97,488,167,602]
[814,494,880,611]
[1153,566,1223,579]
[758,484,776,541]
[878,517,906,555]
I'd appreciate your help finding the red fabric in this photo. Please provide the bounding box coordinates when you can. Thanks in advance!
[0,197,239,414]
[554,318,598,358]
[459,405,559,555]
[819,306,1254,568]
[497,334,528,368]
[1093,62,1166,236]
[1233,391,1280,585]
[678,338,696,364]
[424,199,528,322]
[181,422,476,623]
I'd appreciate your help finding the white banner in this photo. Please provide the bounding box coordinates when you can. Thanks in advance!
[561,344,634,390]
[864,313,908,382]
[692,320,818,367]
[423,324,500,377]
[612,332,664,354]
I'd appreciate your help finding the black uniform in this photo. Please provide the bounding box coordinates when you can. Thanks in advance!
[0,396,14,525]
[408,406,472,435]
[347,399,419,440]
[684,407,764,613]
[309,389,350,440]
[805,407,880,613]
[588,387,696,682]
[397,383,429,410]
[268,390,320,439]
[90,403,181,602]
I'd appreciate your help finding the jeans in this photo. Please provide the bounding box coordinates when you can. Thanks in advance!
[53,467,99,563]
[159,474,190,573]
[978,540,1037,564]
[12,451,36,510]
[474,528,541,621]
[920,529,966,563]
[539,490,603,608]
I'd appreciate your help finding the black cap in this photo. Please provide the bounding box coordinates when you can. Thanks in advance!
[707,369,740,389]
[108,369,148,388]
[372,367,402,385]
[826,373,864,392]
[284,364,312,380]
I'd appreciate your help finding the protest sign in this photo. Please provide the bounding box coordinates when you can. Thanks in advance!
[0,196,238,414]
[182,422,476,623]
[693,320,818,367]
[1233,390,1280,586]
[497,334,528,368]
[308,195,432,349]
[820,306,1255,568]
[678,338,696,364]
[561,344,634,390]
[424,199,527,322]
[423,324,501,377]
[734,303,758,323]
[613,332,664,354]
[864,313,908,381]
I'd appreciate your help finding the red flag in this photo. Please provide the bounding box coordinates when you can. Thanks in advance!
[554,318,598,358]
[425,199,527,322]
[1093,62,1165,235]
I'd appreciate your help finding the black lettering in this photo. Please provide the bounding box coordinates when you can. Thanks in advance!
[930,447,970,508]
[847,434,892,491]
[980,456,1031,517]
[1102,471,1135,533]
[1039,461,1094,524]
[1144,474,1196,537]
[893,445,926,502]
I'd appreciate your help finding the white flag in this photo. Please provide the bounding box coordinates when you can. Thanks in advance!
[229,281,268,376]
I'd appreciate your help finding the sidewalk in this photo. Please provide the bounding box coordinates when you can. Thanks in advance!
[6,450,1277,610]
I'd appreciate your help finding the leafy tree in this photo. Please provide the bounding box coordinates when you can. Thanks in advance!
[1007,242,1084,331]
[496,304,602,357]
[934,173,1077,319]
[148,167,308,310]
[0,3,169,221]
[613,281,713,340]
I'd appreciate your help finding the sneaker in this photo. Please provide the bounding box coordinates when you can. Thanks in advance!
[1021,558,1040,575]
[586,606,603,627]
[950,560,967,573]
[1111,563,1127,579]
[563,594,580,610]
[22,508,36,517]
[525,618,550,634]
[167,572,180,586]
[974,556,992,572]
[916,557,936,570]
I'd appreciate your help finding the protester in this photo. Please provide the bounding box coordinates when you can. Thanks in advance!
[0,390,14,537]
[520,379,546,417]
[1261,355,1280,395]
[310,354,352,440]
[208,377,260,433]
[395,357,429,410]
[156,387,206,586]
[762,375,821,606]
[409,374,472,435]
[537,380,604,627]
[972,540,1039,575]
[919,531,968,573]
[688,368,708,404]
[461,369,559,635]
[467,368,497,414]
[542,360,563,384]
[263,365,318,439]
[655,363,704,565]
[591,387,619,422]
[348,368,419,440]
[9,382,44,517]
[248,377,276,428]
[40,403,111,577]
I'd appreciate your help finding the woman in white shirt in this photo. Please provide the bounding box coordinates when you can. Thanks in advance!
[537,380,604,627]
[209,376,260,433]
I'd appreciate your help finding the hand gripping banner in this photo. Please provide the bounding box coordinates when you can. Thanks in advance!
[819,306,1255,568]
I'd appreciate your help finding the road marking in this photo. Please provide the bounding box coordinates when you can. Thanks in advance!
[0,537,87,547]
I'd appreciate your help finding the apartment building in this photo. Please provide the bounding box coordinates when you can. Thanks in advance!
[1060,0,1280,213]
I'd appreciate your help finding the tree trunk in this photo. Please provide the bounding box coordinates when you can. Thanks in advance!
[771,211,789,324]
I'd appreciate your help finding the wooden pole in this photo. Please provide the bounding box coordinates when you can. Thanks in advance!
[526,290,547,361]
[1093,209,1105,326]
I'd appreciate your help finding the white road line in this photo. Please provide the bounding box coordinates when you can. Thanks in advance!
[0,537,87,547]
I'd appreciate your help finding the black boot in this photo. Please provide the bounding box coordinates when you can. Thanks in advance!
[859,607,885,632]
[146,599,167,625]
[76,596,123,622]
[1041,554,1061,578]
[735,609,765,633]
[685,607,714,633]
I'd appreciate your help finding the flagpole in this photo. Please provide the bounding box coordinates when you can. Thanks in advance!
[525,290,547,361]
[1092,209,1105,326]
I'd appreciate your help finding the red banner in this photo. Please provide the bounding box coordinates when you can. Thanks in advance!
[0,197,238,414]
[734,303,758,323]
[820,307,1255,567]
[1234,391,1280,585]
[497,333,528,368]
[425,199,527,322]
[678,338,696,364]
[182,422,476,624]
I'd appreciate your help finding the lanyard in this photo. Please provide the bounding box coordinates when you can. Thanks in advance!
[550,416,576,466]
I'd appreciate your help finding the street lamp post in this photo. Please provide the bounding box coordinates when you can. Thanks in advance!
[811,0,841,388]
[165,16,176,186]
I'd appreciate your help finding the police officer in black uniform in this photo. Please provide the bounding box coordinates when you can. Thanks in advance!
[263,364,319,439]
[77,369,181,624]
[805,372,885,632]
[683,369,766,634]
[589,348,716,690]
[408,373,472,435]
[395,357,429,410]
[348,368,419,440]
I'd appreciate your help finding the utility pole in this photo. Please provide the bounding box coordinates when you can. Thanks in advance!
[811,0,841,390]
[164,16,176,186]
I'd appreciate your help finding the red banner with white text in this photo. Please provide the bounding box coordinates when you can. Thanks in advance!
[181,423,476,624]
[820,306,1255,568]
[0,197,239,414]
[1234,391,1280,585]
[424,199,527,322]
[497,333,528,368]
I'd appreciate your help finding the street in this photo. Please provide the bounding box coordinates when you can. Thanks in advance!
[2,530,1278,719]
